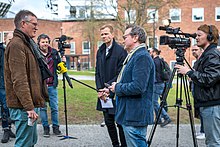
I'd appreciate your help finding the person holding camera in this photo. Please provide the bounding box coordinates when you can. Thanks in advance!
[175,24,220,146]
[37,34,62,138]
[4,10,49,147]
[149,48,172,127]
[95,24,127,147]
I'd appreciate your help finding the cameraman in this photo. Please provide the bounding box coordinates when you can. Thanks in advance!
[175,24,220,146]
[37,34,62,137]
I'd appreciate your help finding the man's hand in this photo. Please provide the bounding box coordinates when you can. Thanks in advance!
[175,64,191,75]
[27,109,38,122]
[98,88,110,102]
[109,82,116,93]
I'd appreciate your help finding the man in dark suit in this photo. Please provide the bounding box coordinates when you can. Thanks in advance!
[95,24,127,147]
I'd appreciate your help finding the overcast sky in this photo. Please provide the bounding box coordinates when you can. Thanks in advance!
[2,0,53,19]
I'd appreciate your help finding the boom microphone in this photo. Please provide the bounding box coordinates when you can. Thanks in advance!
[57,62,73,88]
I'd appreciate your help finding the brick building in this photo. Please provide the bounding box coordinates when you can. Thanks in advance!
[0,0,220,69]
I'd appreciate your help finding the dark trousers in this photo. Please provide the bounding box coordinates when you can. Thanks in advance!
[103,111,127,147]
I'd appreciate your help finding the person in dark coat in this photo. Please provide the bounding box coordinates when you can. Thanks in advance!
[176,24,220,146]
[95,24,127,147]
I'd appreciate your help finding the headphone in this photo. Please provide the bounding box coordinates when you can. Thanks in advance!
[207,25,214,41]
[37,34,51,45]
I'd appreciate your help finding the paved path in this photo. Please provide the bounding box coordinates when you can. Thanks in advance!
[0,124,206,147]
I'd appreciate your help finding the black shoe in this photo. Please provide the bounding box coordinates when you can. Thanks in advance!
[43,126,50,138]
[53,126,62,136]
[8,129,15,138]
[1,129,10,143]
[160,119,172,127]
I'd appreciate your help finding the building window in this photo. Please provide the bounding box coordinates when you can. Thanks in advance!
[70,42,75,54]
[125,10,136,23]
[192,8,204,22]
[97,41,103,49]
[147,36,158,49]
[215,7,220,21]
[147,9,158,23]
[78,8,86,18]
[170,60,176,70]
[169,8,181,22]
[3,31,13,43]
[82,41,90,54]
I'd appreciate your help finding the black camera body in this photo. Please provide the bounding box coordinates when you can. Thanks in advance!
[159,26,195,49]
[56,35,72,56]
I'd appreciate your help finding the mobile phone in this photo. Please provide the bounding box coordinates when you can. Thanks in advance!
[104,83,111,88]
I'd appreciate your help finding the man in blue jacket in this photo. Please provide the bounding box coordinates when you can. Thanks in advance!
[108,24,155,147]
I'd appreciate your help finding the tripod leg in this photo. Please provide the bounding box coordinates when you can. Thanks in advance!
[147,68,176,147]
[183,76,198,147]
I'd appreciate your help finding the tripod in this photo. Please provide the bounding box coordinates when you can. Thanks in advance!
[60,72,77,140]
[147,49,198,147]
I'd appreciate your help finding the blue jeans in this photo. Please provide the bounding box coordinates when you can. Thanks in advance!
[40,86,59,127]
[122,125,148,147]
[9,108,38,147]
[153,83,170,122]
[0,88,9,128]
[200,106,220,147]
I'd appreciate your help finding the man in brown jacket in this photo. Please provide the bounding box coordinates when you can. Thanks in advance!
[4,10,49,147]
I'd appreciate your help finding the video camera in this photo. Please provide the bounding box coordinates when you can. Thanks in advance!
[159,26,196,49]
[55,35,72,56]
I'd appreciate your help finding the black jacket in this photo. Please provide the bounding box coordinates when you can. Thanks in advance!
[95,39,127,114]
[188,44,220,108]
[0,43,5,89]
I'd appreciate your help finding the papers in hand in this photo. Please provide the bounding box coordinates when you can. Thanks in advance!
[100,97,113,108]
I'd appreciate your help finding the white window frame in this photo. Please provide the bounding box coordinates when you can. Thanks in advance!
[192,8,204,22]
[170,60,176,70]
[169,8,181,22]
[124,9,136,23]
[147,36,158,49]
[70,42,75,54]
[215,7,220,21]
[3,31,13,44]
[82,41,90,54]
[0,32,2,43]
[147,9,158,23]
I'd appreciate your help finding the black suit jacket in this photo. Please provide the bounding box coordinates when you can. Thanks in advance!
[95,39,127,114]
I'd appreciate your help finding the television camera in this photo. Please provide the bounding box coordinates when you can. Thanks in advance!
[55,35,72,57]
[159,26,196,49]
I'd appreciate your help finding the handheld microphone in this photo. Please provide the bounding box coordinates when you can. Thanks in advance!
[57,62,73,88]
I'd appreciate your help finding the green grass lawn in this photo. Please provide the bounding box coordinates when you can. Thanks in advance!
[56,79,200,125]
[67,70,95,76]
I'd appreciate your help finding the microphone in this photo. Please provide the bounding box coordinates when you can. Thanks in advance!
[57,62,73,88]
[189,33,197,39]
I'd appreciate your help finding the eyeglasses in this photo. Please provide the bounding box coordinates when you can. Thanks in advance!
[25,21,38,27]
[123,34,130,40]
[192,49,199,52]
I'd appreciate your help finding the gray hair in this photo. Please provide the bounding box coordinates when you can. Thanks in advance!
[125,24,147,43]
[14,10,37,29]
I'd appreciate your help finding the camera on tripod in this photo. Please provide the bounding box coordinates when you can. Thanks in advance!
[159,25,196,49]
[55,35,72,56]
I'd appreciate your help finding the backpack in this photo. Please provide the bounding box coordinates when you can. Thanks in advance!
[159,58,172,82]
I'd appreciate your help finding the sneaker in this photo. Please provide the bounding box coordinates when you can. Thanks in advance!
[1,129,10,143]
[100,120,105,127]
[43,126,50,138]
[160,119,172,127]
[53,126,62,136]
[196,133,205,140]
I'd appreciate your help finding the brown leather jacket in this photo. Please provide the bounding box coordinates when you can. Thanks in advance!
[4,29,49,111]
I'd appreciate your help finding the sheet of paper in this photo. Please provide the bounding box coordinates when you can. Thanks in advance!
[100,97,114,108]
